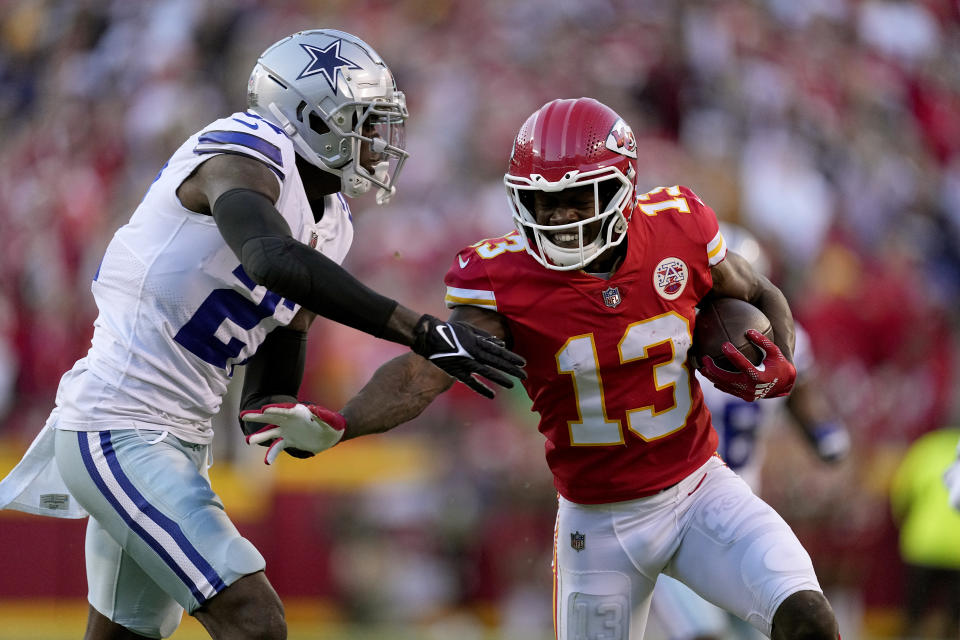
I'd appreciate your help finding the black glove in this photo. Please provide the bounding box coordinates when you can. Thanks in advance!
[411,314,526,398]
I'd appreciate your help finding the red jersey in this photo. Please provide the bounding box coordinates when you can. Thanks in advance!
[444,185,727,504]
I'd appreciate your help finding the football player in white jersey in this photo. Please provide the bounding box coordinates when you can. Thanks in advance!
[0,30,524,640]
[648,224,850,640]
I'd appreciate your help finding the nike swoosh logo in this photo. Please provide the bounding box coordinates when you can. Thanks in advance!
[232,118,259,130]
[458,255,471,268]
[435,325,457,350]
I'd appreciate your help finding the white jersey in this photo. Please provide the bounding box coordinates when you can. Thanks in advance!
[54,111,353,444]
[699,324,814,490]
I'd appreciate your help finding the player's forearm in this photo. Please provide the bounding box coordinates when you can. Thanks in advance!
[340,353,453,440]
[786,380,851,462]
[750,281,795,362]
[240,325,307,411]
[378,305,423,346]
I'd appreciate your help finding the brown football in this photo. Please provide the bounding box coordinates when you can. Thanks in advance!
[692,297,773,370]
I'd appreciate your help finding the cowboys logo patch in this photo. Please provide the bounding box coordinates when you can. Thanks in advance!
[297,40,361,93]
[602,286,622,308]
[571,531,586,552]
[653,257,688,300]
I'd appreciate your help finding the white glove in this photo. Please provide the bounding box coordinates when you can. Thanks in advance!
[240,403,345,465]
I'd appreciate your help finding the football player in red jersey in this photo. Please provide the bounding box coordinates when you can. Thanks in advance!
[243,98,839,639]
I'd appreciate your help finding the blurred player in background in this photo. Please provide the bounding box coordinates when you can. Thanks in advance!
[648,223,850,640]
[248,97,840,639]
[890,427,960,638]
[0,29,523,640]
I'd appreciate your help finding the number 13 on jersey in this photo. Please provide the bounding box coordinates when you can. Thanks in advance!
[556,312,693,445]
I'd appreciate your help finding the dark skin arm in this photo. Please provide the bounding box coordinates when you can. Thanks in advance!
[785,377,831,433]
[783,369,850,462]
[176,153,423,341]
[340,306,508,440]
[702,250,796,362]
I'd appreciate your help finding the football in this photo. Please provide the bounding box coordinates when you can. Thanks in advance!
[692,297,773,371]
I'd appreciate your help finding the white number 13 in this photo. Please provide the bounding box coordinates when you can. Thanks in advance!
[556,312,693,444]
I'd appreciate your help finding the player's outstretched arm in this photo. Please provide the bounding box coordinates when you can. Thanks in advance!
[241,307,513,462]
[180,153,525,397]
[239,349,449,465]
[341,306,514,439]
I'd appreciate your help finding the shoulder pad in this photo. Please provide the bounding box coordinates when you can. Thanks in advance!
[193,112,293,179]
[635,184,706,214]
[467,231,528,261]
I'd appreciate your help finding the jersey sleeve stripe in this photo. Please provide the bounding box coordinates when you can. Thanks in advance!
[193,149,286,181]
[195,130,283,166]
[444,287,497,310]
[707,230,726,266]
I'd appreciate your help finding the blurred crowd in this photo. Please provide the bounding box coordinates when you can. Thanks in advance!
[1,0,959,636]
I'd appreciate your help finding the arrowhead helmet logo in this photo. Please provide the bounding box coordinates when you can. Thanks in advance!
[605,118,638,159]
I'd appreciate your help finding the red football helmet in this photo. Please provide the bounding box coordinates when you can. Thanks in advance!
[505,98,638,270]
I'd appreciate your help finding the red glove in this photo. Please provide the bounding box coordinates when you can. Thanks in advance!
[240,403,346,465]
[699,329,796,402]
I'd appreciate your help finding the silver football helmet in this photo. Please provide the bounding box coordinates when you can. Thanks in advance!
[247,29,409,204]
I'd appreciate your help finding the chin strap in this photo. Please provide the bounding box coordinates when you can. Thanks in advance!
[342,160,392,202]
[375,185,396,205]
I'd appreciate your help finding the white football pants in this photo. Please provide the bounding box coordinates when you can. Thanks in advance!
[553,455,822,639]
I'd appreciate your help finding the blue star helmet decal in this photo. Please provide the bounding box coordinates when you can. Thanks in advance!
[296,40,362,93]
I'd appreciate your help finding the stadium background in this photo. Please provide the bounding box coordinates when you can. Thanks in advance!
[0,1,958,638]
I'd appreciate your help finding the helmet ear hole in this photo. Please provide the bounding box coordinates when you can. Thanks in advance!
[309,112,330,136]
[296,101,308,122]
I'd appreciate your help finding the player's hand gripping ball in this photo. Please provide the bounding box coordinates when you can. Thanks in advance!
[693,297,796,401]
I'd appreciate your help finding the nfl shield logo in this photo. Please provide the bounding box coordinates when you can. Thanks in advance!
[602,286,621,308]
[571,531,586,552]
